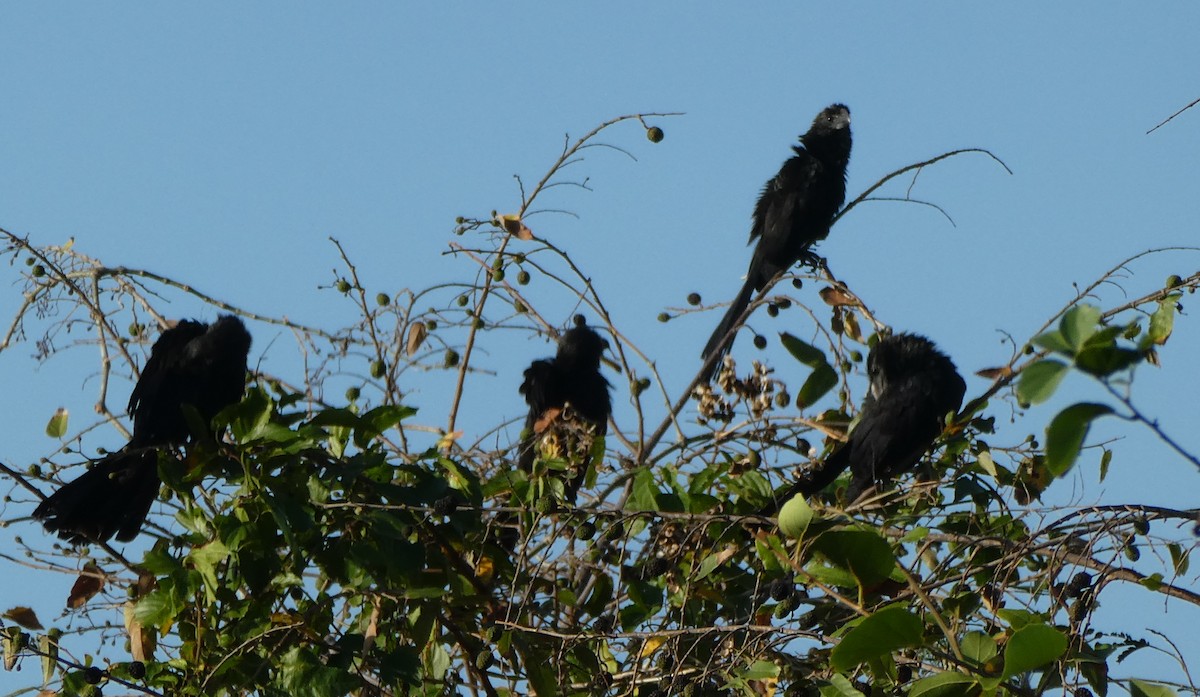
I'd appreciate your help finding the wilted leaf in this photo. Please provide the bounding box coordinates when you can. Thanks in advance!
[2,626,21,671]
[819,286,856,307]
[639,635,668,658]
[45,407,69,439]
[830,604,923,670]
[40,630,60,683]
[1044,403,1113,476]
[406,321,429,356]
[124,602,154,663]
[1016,360,1069,405]
[497,213,533,241]
[3,607,43,630]
[975,366,1013,381]
[842,312,862,342]
[67,562,105,609]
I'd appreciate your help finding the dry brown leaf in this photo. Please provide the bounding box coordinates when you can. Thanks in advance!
[976,366,1013,380]
[533,406,562,434]
[4,607,43,631]
[819,286,856,307]
[67,562,105,609]
[405,322,428,357]
[498,214,534,241]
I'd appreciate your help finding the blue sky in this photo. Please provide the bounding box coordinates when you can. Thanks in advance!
[1,4,1199,691]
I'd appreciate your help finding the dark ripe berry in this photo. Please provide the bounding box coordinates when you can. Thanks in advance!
[592,614,615,634]
[1067,572,1093,597]
[646,126,664,143]
[375,293,390,306]
[127,661,146,679]
[443,349,460,368]
[768,578,793,602]
[777,298,792,310]
[32,264,46,278]
[897,665,913,683]
[335,279,351,293]
[575,522,596,540]
[657,312,671,323]
[645,557,672,577]
[791,278,803,289]
[432,496,457,517]
[288,587,304,601]
[369,360,386,378]
[766,303,779,317]
[517,270,531,285]
[753,335,767,350]
[1075,689,1094,697]
[686,292,701,306]
[345,386,361,401]
[84,666,104,684]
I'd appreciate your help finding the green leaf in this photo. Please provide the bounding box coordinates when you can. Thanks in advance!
[1148,296,1178,346]
[1130,680,1178,697]
[777,494,814,539]
[188,539,232,604]
[1168,542,1190,575]
[995,609,1042,630]
[909,672,981,697]
[830,605,923,671]
[960,631,998,664]
[695,551,723,580]
[355,404,417,446]
[1016,360,1069,405]
[1061,304,1101,350]
[1032,329,1074,355]
[45,407,69,438]
[1044,403,1113,476]
[1140,573,1163,591]
[740,660,780,681]
[818,673,864,697]
[781,333,839,408]
[812,529,897,589]
[1074,346,1141,377]
[1099,449,1112,481]
[1001,623,1067,679]
[627,467,659,512]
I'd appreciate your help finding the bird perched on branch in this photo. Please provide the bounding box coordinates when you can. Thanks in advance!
[700,104,852,382]
[768,333,965,510]
[518,315,612,505]
[34,315,252,543]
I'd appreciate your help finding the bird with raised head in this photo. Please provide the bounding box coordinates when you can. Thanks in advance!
[701,104,852,382]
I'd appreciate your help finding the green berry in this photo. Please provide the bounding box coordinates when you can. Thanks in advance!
[32,265,46,278]
[375,293,390,306]
[686,292,701,306]
[517,270,531,285]
[657,312,670,323]
[335,279,351,293]
[345,386,361,401]
[646,126,664,143]
[444,349,460,368]
[370,360,386,379]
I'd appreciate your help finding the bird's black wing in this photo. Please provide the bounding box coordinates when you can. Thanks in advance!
[128,320,210,445]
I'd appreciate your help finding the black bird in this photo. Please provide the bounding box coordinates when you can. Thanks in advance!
[700,104,852,382]
[34,315,252,543]
[770,333,966,508]
[518,315,612,505]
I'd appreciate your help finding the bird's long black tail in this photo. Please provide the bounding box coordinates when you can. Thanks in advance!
[699,277,757,383]
[33,447,161,544]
